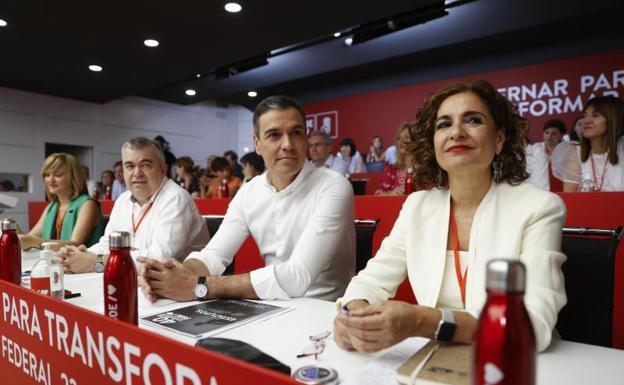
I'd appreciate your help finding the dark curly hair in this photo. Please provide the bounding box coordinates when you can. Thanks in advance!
[412,80,528,188]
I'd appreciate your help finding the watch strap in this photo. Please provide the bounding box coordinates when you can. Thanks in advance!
[94,254,105,273]
[195,276,208,300]
[434,308,457,341]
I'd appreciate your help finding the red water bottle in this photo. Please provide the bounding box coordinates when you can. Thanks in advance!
[474,259,535,385]
[0,218,22,285]
[104,186,112,200]
[404,167,415,194]
[103,231,137,325]
[219,178,229,198]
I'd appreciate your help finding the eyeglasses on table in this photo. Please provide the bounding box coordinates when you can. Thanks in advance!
[296,330,332,360]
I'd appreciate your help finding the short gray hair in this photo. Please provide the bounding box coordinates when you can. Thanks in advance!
[121,137,166,164]
[308,130,332,144]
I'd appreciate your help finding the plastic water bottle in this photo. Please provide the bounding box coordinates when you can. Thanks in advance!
[31,242,64,297]
[404,167,415,194]
[0,218,21,285]
[103,231,137,325]
[104,186,112,200]
[47,243,64,299]
[579,168,596,192]
[474,259,535,385]
[219,178,229,198]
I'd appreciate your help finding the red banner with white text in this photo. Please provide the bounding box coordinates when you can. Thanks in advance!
[0,280,297,385]
[305,49,624,149]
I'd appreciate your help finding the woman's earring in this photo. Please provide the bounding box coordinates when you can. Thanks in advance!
[492,155,503,183]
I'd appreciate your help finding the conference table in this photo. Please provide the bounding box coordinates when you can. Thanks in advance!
[14,251,624,385]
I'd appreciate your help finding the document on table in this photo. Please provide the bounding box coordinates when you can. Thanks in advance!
[341,337,430,385]
[140,299,291,339]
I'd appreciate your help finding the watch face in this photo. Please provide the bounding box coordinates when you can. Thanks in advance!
[94,263,104,273]
[194,284,208,299]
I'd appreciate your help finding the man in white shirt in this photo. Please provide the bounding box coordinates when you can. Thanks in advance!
[111,160,127,199]
[526,119,566,190]
[308,130,348,175]
[58,137,209,273]
[139,95,355,302]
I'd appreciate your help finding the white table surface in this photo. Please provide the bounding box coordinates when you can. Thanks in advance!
[20,250,624,385]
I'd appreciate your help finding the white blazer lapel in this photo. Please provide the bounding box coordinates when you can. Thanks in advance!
[410,188,450,307]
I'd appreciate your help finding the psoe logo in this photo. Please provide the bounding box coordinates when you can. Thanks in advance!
[305,111,339,138]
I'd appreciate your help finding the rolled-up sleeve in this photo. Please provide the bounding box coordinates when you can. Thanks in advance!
[253,175,354,300]
[137,193,200,261]
[185,192,250,275]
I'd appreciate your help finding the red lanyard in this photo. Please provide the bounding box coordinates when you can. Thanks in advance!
[590,152,609,191]
[131,190,161,234]
[449,202,468,306]
[55,206,67,239]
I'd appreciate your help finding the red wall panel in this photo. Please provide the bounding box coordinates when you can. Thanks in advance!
[305,49,624,153]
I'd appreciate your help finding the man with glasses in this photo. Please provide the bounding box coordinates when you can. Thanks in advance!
[308,130,348,175]
[138,95,355,302]
[58,137,209,273]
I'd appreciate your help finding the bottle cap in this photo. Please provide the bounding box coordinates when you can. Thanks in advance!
[1,218,17,230]
[109,231,131,248]
[486,259,526,293]
[292,364,338,385]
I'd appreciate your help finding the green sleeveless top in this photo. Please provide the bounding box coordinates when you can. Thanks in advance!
[41,194,106,247]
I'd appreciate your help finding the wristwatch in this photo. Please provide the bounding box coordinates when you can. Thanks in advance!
[94,254,105,273]
[434,308,457,341]
[194,276,209,300]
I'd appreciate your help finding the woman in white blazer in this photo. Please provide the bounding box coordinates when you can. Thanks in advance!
[334,80,567,353]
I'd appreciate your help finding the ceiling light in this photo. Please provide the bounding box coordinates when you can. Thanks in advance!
[333,32,341,38]
[88,64,103,72]
[247,91,257,98]
[0,19,7,27]
[143,39,159,47]
[196,74,202,78]
[224,2,242,13]
[344,37,354,46]
[185,89,196,96]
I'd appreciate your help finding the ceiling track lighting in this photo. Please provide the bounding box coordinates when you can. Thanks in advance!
[345,3,448,46]
[214,54,269,80]
[171,0,476,99]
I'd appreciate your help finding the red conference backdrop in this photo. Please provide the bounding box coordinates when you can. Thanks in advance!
[304,48,624,151]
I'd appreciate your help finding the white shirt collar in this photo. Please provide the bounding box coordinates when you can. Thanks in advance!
[262,162,314,194]
[130,177,168,206]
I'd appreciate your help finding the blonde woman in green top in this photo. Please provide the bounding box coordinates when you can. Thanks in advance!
[19,153,105,250]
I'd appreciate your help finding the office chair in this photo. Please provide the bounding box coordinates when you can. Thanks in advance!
[354,219,380,273]
[556,226,623,347]
[203,215,234,275]
[350,179,367,196]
